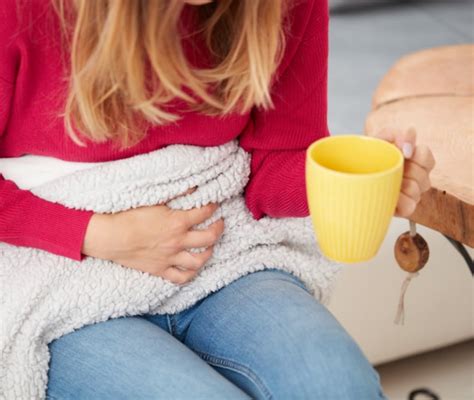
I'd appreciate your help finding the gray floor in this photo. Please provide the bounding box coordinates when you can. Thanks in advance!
[328,0,474,134]
[376,340,474,400]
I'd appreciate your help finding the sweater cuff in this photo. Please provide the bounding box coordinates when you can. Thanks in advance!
[244,150,309,220]
[3,190,94,261]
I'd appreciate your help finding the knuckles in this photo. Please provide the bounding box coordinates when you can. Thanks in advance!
[206,229,220,243]
[173,275,189,285]
[403,179,421,201]
[415,144,436,171]
[397,197,417,217]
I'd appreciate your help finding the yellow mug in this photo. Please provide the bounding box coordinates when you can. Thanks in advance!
[305,134,404,263]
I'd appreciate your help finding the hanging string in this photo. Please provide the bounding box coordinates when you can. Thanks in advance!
[394,270,419,325]
[394,219,420,325]
[409,220,417,237]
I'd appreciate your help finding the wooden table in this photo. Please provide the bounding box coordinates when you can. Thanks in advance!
[364,44,473,270]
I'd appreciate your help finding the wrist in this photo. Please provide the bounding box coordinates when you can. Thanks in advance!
[82,213,114,259]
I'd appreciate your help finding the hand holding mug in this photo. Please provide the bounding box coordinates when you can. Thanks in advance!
[305,130,436,263]
[374,127,436,218]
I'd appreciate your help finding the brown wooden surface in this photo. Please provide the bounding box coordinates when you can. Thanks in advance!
[366,88,473,247]
[372,44,474,109]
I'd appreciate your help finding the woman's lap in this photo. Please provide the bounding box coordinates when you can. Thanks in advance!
[46,316,248,399]
[157,269,386,399]
[46,268,386,399]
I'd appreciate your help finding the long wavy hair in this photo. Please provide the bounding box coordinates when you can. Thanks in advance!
[51,0,288,148]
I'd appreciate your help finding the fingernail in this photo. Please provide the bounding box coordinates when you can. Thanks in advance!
[402,142,413,158]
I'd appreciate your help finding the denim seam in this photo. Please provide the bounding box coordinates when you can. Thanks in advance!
[224,281,316,375]
[166,315,174,335]
[195,350,273,400]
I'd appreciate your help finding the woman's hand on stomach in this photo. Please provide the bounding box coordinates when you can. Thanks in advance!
[82,187,225,285]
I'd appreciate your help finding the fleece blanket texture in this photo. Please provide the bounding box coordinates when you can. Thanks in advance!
[0,139,343,399]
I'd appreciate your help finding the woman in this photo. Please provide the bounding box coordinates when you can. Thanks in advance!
[0,0,435,398]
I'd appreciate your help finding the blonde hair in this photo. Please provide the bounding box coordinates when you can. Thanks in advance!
[53,0,288,148]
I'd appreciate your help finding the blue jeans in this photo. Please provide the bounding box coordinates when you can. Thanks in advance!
[46,269,387,399]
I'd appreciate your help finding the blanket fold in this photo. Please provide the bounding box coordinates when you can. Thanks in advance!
[0,139,342,399]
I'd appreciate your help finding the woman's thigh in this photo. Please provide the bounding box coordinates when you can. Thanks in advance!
[182,268,387,400]
[46,316,249,400]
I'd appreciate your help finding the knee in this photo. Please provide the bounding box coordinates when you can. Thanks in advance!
[282,330,387,399]
[236,321,386,399]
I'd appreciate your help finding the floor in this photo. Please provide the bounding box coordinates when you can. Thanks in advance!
[375,340,474,400]
[327,2,473,399]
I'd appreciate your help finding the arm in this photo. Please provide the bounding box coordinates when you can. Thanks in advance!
[0,172,94,260]
[0,2,94,261]
[239,0,330,220]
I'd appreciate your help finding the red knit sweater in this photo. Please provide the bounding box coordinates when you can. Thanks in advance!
[0,0,330,261]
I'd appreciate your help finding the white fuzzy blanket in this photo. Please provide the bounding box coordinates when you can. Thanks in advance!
[0,139,343,399]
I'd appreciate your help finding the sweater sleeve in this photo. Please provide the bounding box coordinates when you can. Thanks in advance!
[0,2,94,261]
[238,0,330,220]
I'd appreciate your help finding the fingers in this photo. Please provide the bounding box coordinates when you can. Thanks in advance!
[410,143,436,172]
[375,127,417,158]
[376,127,436,173]
[182,218,224,248]
[169,246,214,272]
[404,161,431,192]
[375,128,435,219]
[162,266,199,285]
[395,191,418,217]
[401,178,421,203]
[164,216,223,285]
[396,166,432,218]
[398,127,417,158]
[161,246,215,285]
[181,202,219,228]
